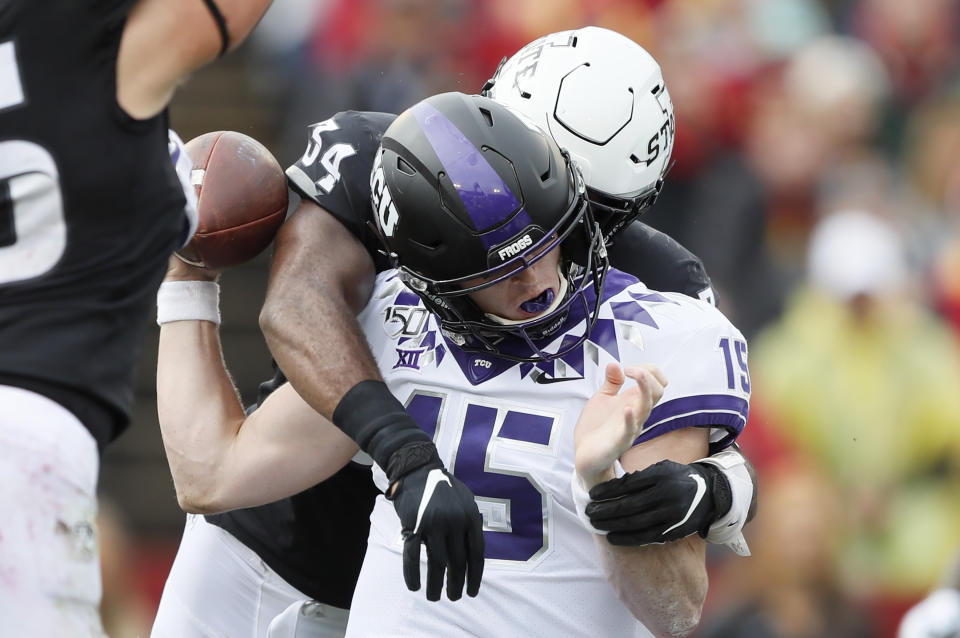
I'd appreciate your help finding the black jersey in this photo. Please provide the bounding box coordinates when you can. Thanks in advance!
[0,1,186,449]
[208,110,716,607]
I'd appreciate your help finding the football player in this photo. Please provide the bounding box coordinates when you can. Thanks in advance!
[155,92,751,637]
[0,1,272,635]
[153,27,754,638]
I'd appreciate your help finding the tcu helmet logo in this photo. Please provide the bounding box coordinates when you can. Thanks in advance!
[370,149,400,237]
[497,234,533,261]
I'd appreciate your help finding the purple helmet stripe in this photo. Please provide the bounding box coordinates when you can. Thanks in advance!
[412,101,533,250]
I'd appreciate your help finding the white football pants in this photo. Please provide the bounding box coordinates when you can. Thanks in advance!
[151,514,349,638]
[0,385,105,637]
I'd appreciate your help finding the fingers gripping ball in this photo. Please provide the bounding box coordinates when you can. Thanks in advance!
[177,131,288,269]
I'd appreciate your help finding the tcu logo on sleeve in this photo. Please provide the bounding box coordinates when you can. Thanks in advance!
[371,149,400,237]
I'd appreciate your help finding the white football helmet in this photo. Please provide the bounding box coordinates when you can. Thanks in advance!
[484,26,674,239]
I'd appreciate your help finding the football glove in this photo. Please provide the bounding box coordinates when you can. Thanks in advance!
[586,458,730,545]
[386,442,485,601]
[333,380,485,601]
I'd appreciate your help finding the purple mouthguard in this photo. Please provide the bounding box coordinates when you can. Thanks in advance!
[520,288,555,314]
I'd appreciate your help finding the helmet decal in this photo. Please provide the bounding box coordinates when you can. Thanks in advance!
[411,101,534,250]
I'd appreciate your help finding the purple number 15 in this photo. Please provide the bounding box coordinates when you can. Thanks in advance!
[406,391,555,565]
[719,336,750,393]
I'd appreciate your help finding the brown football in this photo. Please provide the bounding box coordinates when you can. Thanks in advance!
[178,131,288,269]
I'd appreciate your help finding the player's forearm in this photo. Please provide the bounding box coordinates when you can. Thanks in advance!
[157,320,247,513]
[594,535,707,638]
[260,278,381,415]
[118,0,272,119]
[599,426,709,636]
[158,320,360,511]
[259,203,379,420]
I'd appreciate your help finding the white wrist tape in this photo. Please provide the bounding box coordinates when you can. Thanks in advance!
[696,449,753,556]
[156,280,221,326]
[571,460,626,535]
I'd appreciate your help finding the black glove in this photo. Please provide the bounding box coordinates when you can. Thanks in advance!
[386,442,485,601]
[585,459,731,546]
[333,380,485,601]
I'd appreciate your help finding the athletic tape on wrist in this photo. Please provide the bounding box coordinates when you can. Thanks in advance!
[571,461,626,535]
[156,280,221,325]
[696,450,752,556]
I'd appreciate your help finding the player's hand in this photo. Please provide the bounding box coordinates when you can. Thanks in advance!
[574,363,666,489]
[387,443,485,602]
[586,459,726,545]
[164,253,220,283]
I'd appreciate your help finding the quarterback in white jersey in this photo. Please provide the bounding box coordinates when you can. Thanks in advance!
[342,92,748,636]
[346,266,747,637]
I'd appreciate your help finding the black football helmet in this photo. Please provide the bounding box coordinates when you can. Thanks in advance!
[370,92,608,362]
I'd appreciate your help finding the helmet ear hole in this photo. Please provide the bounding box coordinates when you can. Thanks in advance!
[479,107,494,127]
[396,156,416,175]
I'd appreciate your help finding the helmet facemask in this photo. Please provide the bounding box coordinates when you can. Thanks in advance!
[587,166,669,243]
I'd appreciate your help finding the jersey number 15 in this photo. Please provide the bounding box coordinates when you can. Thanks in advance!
[406,391,555,568]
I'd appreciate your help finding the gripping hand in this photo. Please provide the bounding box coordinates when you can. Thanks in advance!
[585,459,729,545]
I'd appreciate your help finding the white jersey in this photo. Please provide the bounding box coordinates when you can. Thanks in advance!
[347,268,750,638]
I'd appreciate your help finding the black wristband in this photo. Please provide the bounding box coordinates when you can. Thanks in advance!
[332,380,432,469]
[693,461,733,529]
[201,0,230,57]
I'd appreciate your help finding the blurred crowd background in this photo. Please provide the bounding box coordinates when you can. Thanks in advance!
[97,0,960,636]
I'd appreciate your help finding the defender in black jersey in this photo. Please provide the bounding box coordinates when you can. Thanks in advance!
[247,109,716,599]
[154,109,745,637]
[0,1,271,634]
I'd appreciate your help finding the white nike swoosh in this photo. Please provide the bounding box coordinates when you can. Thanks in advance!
[413,469,452,535]
[662,473,706,536]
